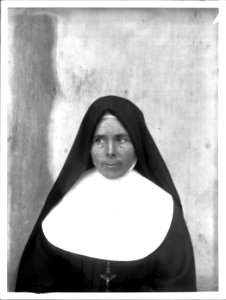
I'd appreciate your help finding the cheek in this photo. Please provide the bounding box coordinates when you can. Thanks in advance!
[90,147,96,164]
[122,147,136,164]
[90,146,101,165]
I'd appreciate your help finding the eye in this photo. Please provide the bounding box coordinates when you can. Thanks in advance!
[93,136,105,144]
[117,135,130,143]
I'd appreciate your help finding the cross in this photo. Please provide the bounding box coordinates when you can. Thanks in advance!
[100,261,117,292]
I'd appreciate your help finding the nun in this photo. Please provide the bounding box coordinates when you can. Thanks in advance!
[16,95,196,292]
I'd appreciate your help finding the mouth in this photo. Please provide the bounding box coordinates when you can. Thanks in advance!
[103,163,122,168]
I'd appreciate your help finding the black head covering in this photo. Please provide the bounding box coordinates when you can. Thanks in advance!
[16,95,182,290]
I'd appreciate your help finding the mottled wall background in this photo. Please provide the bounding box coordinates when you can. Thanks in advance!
[8,8,218,291]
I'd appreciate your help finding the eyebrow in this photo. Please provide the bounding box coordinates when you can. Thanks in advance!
[92,134,131,141]
[93,133,130,137]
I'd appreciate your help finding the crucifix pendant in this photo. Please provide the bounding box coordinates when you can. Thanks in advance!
[100,261,117,292]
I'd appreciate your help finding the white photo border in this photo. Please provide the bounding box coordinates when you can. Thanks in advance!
[1,1,226,299]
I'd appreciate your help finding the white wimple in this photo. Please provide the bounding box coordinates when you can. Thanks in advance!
[42,169,173,261]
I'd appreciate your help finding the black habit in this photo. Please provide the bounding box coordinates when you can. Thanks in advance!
[16,95,196,292]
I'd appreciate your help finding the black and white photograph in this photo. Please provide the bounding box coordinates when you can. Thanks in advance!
[1,1,226,299]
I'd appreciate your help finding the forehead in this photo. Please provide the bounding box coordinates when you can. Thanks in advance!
[94,116,129,135]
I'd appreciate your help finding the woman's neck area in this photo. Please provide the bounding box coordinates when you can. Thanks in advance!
[93,160,137,182]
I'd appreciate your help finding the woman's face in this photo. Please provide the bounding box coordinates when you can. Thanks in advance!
[90,114,137,179]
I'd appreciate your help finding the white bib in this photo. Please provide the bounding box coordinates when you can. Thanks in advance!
[42,169,173,261]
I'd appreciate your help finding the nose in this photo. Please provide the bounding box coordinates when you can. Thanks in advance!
[106,140,117,157]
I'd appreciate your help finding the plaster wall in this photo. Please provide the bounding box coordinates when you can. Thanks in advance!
[8,8,218,291]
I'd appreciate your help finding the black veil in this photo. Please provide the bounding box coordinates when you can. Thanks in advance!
[16,95,182,290]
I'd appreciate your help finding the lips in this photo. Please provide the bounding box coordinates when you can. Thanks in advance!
[102,162,122,168]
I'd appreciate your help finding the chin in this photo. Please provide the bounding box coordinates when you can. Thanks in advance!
[101,170,124,180]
